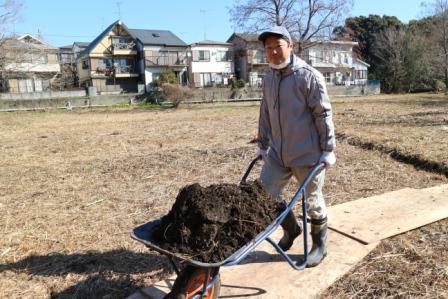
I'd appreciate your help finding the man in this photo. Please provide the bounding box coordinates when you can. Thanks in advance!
[256,26,336,267]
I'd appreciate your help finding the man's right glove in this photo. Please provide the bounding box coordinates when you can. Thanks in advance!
[319,151,336,167]
[255,148,267,159]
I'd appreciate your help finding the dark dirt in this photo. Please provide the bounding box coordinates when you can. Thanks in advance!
[152,180,283,263]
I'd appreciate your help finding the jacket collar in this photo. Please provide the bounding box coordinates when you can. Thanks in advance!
[270,54,307,77]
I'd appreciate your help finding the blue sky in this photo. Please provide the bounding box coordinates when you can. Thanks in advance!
[8,0,426,47]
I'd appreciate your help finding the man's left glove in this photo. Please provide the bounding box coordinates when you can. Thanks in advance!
[319,151,336,167]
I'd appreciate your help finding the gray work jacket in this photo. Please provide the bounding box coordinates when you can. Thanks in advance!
[258,54,336,167]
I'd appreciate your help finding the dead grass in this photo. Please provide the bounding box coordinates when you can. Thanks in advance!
[333,93,448,172]
[0,94,447,298]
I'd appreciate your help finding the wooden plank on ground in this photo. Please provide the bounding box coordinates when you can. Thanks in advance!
[328,184,448,244]
[128,228,377,299]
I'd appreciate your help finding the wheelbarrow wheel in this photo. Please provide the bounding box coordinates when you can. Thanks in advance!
[165,266,220,299]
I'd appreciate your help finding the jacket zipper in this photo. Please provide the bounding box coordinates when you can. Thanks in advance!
[277,73,285,167]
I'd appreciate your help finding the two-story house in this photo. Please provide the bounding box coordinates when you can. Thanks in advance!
[303,41,369,85]
[227,33,268,87]
[187,40,234,87]
[1,34,60,93]
[130,28,188,91]
[76,20,140,94]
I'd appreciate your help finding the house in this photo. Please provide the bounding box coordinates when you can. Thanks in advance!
[59,44,76,65]
[227,33,268,87]
[72,42,89,58]
[0,34,60,93]
[59,42,90,64]
[129,28,188,91]
[302,41,369,85]
[187,40,234,87]
[76,20,140,94]
[58,42,89,88]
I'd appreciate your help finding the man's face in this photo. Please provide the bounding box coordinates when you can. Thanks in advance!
[264,36,293,66]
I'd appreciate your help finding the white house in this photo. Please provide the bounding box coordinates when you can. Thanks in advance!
[303,40,369,85]
[187,40,234,87]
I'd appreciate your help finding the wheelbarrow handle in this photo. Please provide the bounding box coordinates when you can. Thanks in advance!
[240,155,262,183]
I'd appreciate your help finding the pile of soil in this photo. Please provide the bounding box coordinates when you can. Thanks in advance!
[152,180,284,263]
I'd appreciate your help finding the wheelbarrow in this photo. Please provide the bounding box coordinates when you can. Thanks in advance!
[131,156,325,298]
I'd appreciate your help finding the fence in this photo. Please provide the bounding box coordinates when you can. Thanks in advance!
[0,90,87,100]
[0,80,381,111]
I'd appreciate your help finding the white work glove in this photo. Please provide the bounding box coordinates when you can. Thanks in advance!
[255,148,267,159]
[319,151,336,167]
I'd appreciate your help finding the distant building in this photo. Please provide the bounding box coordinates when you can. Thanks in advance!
[76,21,140,94]
[1,34,60,93]
[58,42,89,88]
[227,33,267,87]
[303,41,369,85]
[187,40,234,87]
[72,42,89,59]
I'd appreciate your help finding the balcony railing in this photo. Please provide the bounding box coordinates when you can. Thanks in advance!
[95,65,137,76]
[145,56,186,66]
[112,41,135,50]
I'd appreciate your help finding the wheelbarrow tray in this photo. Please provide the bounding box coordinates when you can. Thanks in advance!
[132,161,325,271]
[131,207,290,268]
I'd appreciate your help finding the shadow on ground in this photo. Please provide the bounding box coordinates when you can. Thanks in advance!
[0,249,172,298]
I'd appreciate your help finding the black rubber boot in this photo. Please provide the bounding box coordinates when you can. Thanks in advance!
[306,217,328,268]
[278,210,302,251]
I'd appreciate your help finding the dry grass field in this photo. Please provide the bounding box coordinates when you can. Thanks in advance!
[0,93,447,298]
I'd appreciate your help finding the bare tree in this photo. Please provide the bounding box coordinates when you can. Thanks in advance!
[0,0,22,34]
[423,0,448,88]
[229,0,296,29]
[372,27,407,93]
[0,0,23,91]
[229,0,353,53]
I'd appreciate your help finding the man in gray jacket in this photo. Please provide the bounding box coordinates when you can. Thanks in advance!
[257,26,336,267]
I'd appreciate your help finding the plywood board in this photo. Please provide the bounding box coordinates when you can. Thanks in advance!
[128,228,377,299]
[328,184,448,244]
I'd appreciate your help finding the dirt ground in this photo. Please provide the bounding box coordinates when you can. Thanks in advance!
[0,93,447,298]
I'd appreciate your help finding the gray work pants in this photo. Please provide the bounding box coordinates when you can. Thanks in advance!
[260,154,327,220]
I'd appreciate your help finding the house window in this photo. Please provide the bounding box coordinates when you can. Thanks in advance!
[200,73,212,86]
[82,60,89,69]
[356,70,367,79]
[323,72,332,83]
[316,51,324,62]
[216,50,232,62]
[35,53,48,63]
[114,58,134,73]
[97,58,113,72]
[158,50,181,65]
[253,49,266,63]
[99,58,113,67]
[193,50,210,61]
